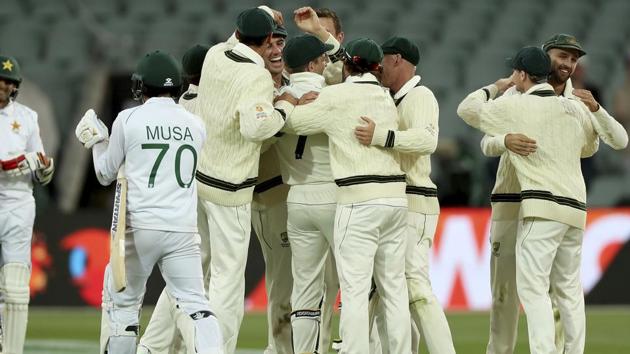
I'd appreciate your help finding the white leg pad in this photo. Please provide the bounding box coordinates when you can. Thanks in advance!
[290,309,321,353]
[1,263,30,354]
[174,302,223,354]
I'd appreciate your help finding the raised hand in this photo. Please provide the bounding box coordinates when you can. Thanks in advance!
[293,7,328,40]
[572,89,600,112]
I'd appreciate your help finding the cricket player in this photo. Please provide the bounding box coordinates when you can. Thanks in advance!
[481,34,628,354]
[137,43,210,354]
[276,13,412,352]
[314,8,346,85]
[0,55,54,354]
[194,8,296,353]
[272,34,340,354]
[76,50,223,354]
[354,37,456,354]
[251,24,293,354]
[457,46,627,354]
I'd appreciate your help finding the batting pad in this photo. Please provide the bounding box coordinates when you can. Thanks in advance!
[290,309,322,354]
[2,263,30,354]
[174,304,223,354]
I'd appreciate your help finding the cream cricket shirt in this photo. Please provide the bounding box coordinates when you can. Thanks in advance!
[275,72,334,186]
[92,97,206,233]
[276,73,405,204]
[370,75,440,214]
[179,84,199,114]
[482,79,628,220]
[458,83,598,229]
[0,101,44,208]
[195,41,286,206]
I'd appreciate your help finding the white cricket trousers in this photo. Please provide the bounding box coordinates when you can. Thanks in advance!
[138,199,212,354]
[516,218,585,354]
[286,183,338,354]
[335,198,411,354]
[101,229,222,354]
[370,212,455,354]
[200,200,251,354]
[486,218,565,354]
[251,200,293,354]
[487,219,520,354]
[0,200,35,354]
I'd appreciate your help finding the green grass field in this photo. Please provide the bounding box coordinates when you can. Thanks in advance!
[24,306,630,353]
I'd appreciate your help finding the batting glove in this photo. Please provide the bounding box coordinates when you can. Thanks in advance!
[75,109,109,149]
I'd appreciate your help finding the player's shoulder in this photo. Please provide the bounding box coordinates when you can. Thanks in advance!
[407,85,437,102]
[117,105,143,124]
[11,101,38,121]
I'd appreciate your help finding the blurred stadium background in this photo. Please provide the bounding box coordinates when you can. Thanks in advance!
[1,0,629,352]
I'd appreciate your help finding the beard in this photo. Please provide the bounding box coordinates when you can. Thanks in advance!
[550,65,572,84]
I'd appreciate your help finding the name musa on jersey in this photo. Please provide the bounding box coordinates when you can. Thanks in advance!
[95,97,206,233]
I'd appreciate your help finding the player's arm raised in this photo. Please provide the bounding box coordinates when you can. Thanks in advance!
[75,109,125,185]
[457,76,514,129]
[573,88,628,150]
[294,7,343,58]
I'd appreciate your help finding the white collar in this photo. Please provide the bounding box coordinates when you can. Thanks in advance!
[289,72,326,90]
[344,72,380,84]
[232,43,265,67]
[393,75,421,100]
[144,97,176,105]
[0,100,15,116]
[562,78,574,98]
[525,83,555,95]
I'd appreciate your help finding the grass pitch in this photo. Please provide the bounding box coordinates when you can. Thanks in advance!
[25,306,630,353]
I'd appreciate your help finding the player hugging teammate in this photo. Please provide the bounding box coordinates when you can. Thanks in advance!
[65,3,630,354]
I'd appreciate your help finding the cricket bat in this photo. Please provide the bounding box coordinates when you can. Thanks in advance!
[110,164,127,292]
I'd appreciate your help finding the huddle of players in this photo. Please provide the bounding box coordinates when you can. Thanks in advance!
[70,5,629,354]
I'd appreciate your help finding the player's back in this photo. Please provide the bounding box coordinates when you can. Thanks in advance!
[323,79,402,180]
[118,97,206,233]
[491,91,597,229]
[196,47,273,183]
[507,95,592,198]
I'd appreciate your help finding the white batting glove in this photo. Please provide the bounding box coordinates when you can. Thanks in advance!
[34,156,54,185]
[75,109,109,149]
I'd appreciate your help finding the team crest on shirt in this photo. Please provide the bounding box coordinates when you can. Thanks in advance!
[164,78,173,87]
[280,232,290,248]
[10,120,21,133]
[255,105,263,112]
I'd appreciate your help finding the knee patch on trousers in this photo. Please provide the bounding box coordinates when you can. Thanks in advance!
[0,263,30,305]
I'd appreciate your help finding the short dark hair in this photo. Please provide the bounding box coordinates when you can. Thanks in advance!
[237,31,269,47]
[343,61,380,77]
[288,64,308,74]
[315,8,342,35]
[529,74,548,84]
[143,85,182,98]
[185,74,201,86]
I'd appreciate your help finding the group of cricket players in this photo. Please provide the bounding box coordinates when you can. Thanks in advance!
[0,3,628,354]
